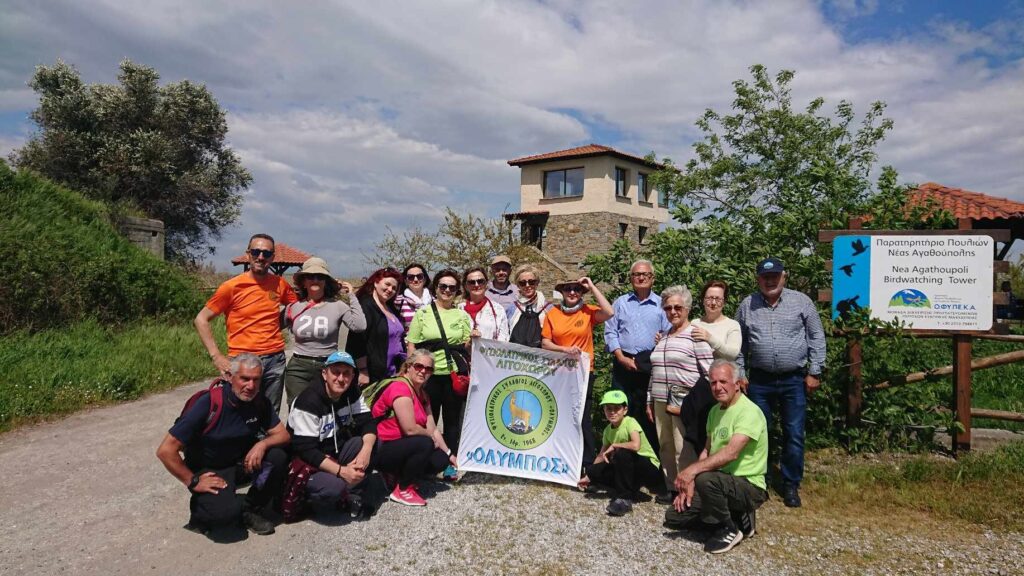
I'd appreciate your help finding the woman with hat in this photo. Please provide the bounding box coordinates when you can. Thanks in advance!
[283,257,367,406]
[541,276,614,470]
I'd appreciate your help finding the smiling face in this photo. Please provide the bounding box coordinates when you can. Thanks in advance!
[405,267,426,291]
[465,270,488,301]
[516,272,538,299]
[404,355,434,386]
[435,275,459,304]
[757,271,786,302]
[603,403,627,427]
[559,284,583,307]
[629,262,654,293]
[491,262,511,286]
[710,364,741,407]
[374,276,399,303]
[322,362,355,400]
[661,294,689,329]
[702,286,725,319]
[231,364,263,402]
[247,237,275,276]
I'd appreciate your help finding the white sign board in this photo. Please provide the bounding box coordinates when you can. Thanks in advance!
[458,339,587,487]
[832,234,993,330]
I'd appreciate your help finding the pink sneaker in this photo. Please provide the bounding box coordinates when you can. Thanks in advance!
[389,484,426,507]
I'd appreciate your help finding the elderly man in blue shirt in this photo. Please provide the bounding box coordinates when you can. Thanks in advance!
[604,259,671,458]
[735,257,826,508]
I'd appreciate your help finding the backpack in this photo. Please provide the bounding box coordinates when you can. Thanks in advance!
[362,376,415,421]
[509,302,552,348]
[176,378,269,471]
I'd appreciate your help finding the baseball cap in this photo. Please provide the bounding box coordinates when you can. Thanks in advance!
[756,257,785,276]
[323,351,356,368]
[490,255,512,266]
[599,390,629,406]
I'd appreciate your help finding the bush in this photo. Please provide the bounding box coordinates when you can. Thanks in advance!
[0,164,203,334]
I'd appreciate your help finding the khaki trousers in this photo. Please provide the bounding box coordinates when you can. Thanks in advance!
[653,400,699,491]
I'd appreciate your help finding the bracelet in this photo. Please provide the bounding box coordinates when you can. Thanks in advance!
[337,465,343,478]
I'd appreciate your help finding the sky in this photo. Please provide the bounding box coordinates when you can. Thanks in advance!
[1,0,1022,276]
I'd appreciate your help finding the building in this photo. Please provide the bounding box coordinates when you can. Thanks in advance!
[505,144,669,274]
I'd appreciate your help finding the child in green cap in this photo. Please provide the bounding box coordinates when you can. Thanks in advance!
[578,389,662,516]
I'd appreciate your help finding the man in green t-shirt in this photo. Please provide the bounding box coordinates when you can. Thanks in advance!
[578,390,662,516]
[664,359,769,554]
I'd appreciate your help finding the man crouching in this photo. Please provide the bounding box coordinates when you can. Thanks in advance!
[157,354,290,536]
[664,359,768,554]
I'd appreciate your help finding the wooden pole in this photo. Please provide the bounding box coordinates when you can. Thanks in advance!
[871,349,1024,390]
[971,408,1024,423]
[952,218,974,454]
[846,340,862,427]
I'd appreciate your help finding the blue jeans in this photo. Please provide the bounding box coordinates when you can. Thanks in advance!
[746,369,806,487]
[259,351,287,415]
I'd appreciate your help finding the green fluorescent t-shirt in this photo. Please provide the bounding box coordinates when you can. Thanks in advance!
[706,394,768,490]
[602,415,660,468]
[407,305,471,375]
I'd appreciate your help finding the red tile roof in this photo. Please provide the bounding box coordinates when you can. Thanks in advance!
[508,144,662,168]
[909,182,1024,221]
[231,242,313,266]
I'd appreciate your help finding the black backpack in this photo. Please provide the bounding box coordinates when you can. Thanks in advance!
[509,302,552,348]
[176,378,270,471]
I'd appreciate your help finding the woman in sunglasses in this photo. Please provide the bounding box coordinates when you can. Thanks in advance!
[393,264,432,334]
[459,267,510,342]
[507,264,552,348]
[406,269,472,480]
[283,257,367,406]
[373,349,456,506]
[346,267,406,386]
[648,284,714,501]
[690,280,741,362]
[541,276,614,470]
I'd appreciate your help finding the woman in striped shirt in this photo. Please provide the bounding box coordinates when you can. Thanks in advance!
[647,284,713,497]
[393,264,432,333]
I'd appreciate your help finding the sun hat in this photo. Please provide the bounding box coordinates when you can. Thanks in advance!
[599,390,629,406]
[323,350,356,368]
[294,257,333,284]
[554,276,589,294]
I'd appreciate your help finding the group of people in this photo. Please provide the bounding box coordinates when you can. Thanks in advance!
[157,232,826,555]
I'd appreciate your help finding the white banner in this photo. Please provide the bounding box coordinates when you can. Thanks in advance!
[458,339,589,487]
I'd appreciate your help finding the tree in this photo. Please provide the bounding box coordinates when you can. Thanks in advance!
[11,60,252,263]
[367,208,536,272]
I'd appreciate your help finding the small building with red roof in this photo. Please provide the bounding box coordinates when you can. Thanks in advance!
[231,242,312,276]
[909,182,1024,258]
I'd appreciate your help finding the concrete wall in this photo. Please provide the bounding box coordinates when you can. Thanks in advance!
[118,216,165,260]
[518,155,669,223]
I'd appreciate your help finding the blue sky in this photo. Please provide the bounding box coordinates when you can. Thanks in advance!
[1,0,1021,275]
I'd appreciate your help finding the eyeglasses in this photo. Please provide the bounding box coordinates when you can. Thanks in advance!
[562,285,584,294]
[249,248,274,259]
[412,362,434,373]
[662,304,688,313]
[406,273,425,282]
[704,296,724,303]
[517,279,538,287]
[630,272,653,279]
[466,278,487,287]
[438,283,458,293]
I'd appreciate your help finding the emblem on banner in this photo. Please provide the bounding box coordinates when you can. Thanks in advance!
[485,375,558,450]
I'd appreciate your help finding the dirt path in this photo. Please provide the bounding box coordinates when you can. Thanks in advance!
[1,382,1021,576]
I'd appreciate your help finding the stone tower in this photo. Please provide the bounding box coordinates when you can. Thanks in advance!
[505,144,669,274]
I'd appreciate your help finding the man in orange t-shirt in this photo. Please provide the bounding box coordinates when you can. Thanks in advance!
[195,233,298,413]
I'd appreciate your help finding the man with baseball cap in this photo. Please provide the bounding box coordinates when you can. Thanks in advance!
[286,351,379,519]
[735,257,825,508]
[486,255,519,308]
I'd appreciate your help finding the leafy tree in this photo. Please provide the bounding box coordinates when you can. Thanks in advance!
[11,60,252,262]
[367,207,536,272]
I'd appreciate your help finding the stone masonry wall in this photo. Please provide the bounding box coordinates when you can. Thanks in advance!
[543,212,659,269]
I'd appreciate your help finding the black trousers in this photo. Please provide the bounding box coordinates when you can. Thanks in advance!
[425,373,464,454]
[189,446,288,527]
[376,436,449,489]
[588,448,662,500]
[581,373,597,469]
[664,470,768,529]
[611,357,659,455]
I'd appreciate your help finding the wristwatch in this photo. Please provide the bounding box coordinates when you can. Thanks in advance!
[187,474,200,492]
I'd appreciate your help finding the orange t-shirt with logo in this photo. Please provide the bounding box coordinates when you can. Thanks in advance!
[205,273,298,356]
[542,304,601,370]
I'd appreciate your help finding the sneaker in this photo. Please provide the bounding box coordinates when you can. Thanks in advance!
[242,510,276,535]
[442,464,458,482]
[704,525,744,554]
[606,498,633,516]
[734,509,756,538]
[389,484,427,507]
[782,484,802,508]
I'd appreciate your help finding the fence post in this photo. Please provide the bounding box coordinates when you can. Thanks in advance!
[952,334,973,453]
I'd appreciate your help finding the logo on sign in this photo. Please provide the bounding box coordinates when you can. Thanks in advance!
[485,375,557,450]
[889,288,930,308]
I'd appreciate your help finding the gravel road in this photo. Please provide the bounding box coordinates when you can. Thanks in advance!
[1,381,1021,576]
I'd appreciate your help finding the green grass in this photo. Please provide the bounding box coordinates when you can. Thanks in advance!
[0,318,223,432]
[806,441,1024,531]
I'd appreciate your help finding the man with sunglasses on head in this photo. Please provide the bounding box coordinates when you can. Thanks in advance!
[196,233,298,414]
[485,255,519,309]
[604,260,671,461]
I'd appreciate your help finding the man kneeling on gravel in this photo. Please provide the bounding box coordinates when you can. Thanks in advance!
[664,359,769,554]
[157,354,290,536]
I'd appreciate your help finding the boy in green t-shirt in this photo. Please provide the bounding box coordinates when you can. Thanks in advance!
[578,390,662,516]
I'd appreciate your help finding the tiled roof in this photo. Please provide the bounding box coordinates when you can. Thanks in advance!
[910,182,1024,221]
[503,210,550,220]
[508,144,662,168]
[231,242,313,266]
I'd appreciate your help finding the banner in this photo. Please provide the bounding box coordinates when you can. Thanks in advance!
[832,234,993,330]
[458,339,588,487]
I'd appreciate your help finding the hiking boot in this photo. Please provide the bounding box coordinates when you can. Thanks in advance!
[782,484,802,508]
[655,491,677,506]
[389,484,427,507]
[704,524,744,554]
[442,464,458,482]
[242,510,276,535]
[733,509,756,538]
[606,498,633,516]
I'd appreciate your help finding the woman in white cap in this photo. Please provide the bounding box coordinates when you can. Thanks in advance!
[283,257,367,406]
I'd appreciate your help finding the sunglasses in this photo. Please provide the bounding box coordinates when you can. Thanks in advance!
[466,278,487,287]
[517,279,538,287]
[663,304,688,313]
[249,248,274,259]
[406,273,425,282]
[412,362,434,373]
[438,283,459,293]
[562,285,584,294]
[491,264,512,272]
